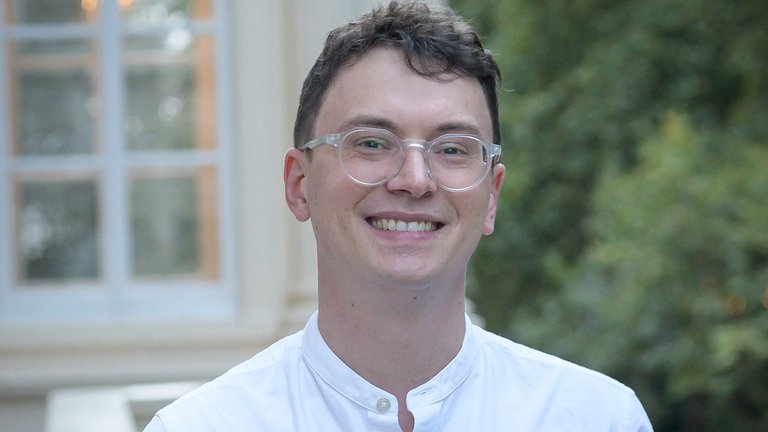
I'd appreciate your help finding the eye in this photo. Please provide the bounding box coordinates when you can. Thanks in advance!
[350,135,396,152]
[434,141,470,156]
[438,144,466,155]
[359,138,385,150]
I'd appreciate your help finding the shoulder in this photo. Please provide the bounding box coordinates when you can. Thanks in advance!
[220,329,304,377]
[474,325,631,392]
[471,326,652,430]
[147,331,304,431]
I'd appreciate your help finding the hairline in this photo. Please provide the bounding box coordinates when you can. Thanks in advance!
[302,47,500,146]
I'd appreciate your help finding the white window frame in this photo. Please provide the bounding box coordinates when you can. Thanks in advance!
[0,0,236,326]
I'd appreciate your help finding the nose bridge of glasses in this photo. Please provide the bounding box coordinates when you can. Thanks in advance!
[401,139,429,152]
[400,140,431,165]
[394,140,434,183]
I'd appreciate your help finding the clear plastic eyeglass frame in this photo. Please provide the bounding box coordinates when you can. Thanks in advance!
[299,127,502,192]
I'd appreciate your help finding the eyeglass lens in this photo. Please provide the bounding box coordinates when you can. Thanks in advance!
[339,129,490,190]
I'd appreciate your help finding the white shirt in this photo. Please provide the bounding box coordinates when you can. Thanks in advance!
[145,312,652,431]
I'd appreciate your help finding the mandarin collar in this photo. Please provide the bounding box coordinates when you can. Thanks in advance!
[300,311,479,413]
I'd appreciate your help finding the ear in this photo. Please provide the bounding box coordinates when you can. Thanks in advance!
[284,148,310,222]
[483,163,505,236]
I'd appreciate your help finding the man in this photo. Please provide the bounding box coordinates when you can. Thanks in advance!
[145,2,653,431]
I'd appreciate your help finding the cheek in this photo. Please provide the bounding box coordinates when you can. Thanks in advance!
[305,174,357,235]
[305,160,341,213]
[457,191,495,234]
[461,192,491,218]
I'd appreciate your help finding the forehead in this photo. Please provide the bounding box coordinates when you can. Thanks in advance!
[315,48,493,140]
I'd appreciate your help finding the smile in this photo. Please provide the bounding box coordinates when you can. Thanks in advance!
[368,218,440,232]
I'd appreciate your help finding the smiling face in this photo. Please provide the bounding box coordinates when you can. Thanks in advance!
[285,48,504,291]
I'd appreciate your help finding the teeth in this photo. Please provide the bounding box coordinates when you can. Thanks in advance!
[371,218,437,232]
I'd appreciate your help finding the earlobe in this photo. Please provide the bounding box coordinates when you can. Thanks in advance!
[284,148,310,222]
[483,163,505,236]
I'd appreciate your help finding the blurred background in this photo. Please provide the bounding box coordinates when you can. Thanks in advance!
[0,0,766,431]
[453,0,768,430]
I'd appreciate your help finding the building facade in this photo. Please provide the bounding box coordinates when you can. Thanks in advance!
[0,1,445,430]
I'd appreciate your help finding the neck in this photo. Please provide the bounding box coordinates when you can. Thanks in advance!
[316,269,467,399]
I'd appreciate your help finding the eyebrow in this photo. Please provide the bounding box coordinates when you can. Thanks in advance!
[338,115,485,139]
[432,121,483,137]
[338,115,396,132]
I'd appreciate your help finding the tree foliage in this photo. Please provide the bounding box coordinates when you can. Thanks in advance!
[452,0,768,429]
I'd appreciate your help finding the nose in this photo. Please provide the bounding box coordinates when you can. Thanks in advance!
[386,143,437,198]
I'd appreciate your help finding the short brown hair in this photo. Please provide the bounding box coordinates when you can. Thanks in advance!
[293,1,502,148]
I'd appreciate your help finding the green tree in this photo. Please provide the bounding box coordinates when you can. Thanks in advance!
[453,0,768,429]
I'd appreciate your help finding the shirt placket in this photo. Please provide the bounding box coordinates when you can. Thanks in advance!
[364,395,401,431]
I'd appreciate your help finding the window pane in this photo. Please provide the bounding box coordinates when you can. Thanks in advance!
[10,40,98,155]
[124,34,215,151]
[121,0,212,24]
[15,39,93,56]
[130,168,218,279]
[16,178,100,283]
[8,0,93,24]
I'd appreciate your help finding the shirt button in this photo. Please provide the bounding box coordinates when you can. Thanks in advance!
[376,397,391,412]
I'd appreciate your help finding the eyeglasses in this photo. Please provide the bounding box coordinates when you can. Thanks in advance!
[299,127,501,192]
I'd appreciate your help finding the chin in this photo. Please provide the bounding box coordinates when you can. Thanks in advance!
[379,263,457,289]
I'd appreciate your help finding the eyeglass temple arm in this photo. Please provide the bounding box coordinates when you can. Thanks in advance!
[300,134,341,151]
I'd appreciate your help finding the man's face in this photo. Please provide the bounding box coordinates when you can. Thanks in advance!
[285,48,504,289]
